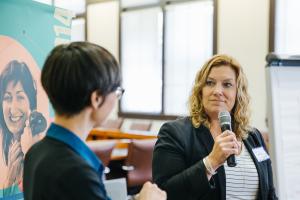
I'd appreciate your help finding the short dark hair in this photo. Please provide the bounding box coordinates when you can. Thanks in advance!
[41,42,121,117]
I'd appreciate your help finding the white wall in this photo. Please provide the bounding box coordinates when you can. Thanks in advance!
[87,0,120,120]
[87,1,119,61]
[218,0,270,131]
[87,0,270,133]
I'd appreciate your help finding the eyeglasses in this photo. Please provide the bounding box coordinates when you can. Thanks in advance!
[115,86,125,99]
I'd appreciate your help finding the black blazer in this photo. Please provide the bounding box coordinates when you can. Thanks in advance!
[152,117,277,200]
[23,137,108,200]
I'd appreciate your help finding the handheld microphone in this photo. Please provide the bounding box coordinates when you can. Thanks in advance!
[218,111,236,167]
[29,111,47,136]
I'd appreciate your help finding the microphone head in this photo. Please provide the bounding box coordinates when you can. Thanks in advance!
[218,110,231,126]
[29,111,47,136]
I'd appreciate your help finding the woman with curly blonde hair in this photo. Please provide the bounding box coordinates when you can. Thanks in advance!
[189,54,251,139]
[153,54,277,200]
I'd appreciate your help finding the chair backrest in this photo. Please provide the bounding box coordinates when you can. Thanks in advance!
[260,131,270,151]
[101,118,124,130]
[86,140,116,167]
[124,139,157,187]
[129,122,152,131]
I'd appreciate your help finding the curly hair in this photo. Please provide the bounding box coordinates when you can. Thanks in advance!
[188,54,251,139]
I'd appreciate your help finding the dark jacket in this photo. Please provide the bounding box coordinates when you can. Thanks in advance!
[23,137,108,200]
[152,117,277,200]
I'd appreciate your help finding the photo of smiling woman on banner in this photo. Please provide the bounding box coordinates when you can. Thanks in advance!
[0,35,50,198]
[0,60,47,195]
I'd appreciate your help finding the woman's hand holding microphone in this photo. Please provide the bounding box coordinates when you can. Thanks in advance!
[204,130,242,179]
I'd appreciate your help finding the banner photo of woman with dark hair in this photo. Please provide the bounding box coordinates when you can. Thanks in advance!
[0,1,73,198]
[0,60,47,196]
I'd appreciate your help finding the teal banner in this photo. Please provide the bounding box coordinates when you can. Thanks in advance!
[0,0,72,198]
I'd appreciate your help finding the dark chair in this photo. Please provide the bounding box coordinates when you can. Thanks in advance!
[86,140,116,173]
[260,131,270,151]
[122,139,157,193]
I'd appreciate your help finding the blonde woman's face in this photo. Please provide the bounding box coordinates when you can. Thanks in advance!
[202,65,237,119]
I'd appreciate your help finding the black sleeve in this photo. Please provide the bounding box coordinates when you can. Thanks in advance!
[266,159,278,200]
[52,164,110,200]
[152,122,215,200]
[254,129,278,200]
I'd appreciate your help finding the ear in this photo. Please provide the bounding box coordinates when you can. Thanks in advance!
[90,91,103,110]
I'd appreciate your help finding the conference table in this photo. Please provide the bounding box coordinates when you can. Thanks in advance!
[88,128,157,160]
[89,128,158,140]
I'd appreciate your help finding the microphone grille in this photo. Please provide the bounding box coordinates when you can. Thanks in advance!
[218,110,231,125]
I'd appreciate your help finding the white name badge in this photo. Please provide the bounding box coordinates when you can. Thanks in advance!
[252,147,270,162]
